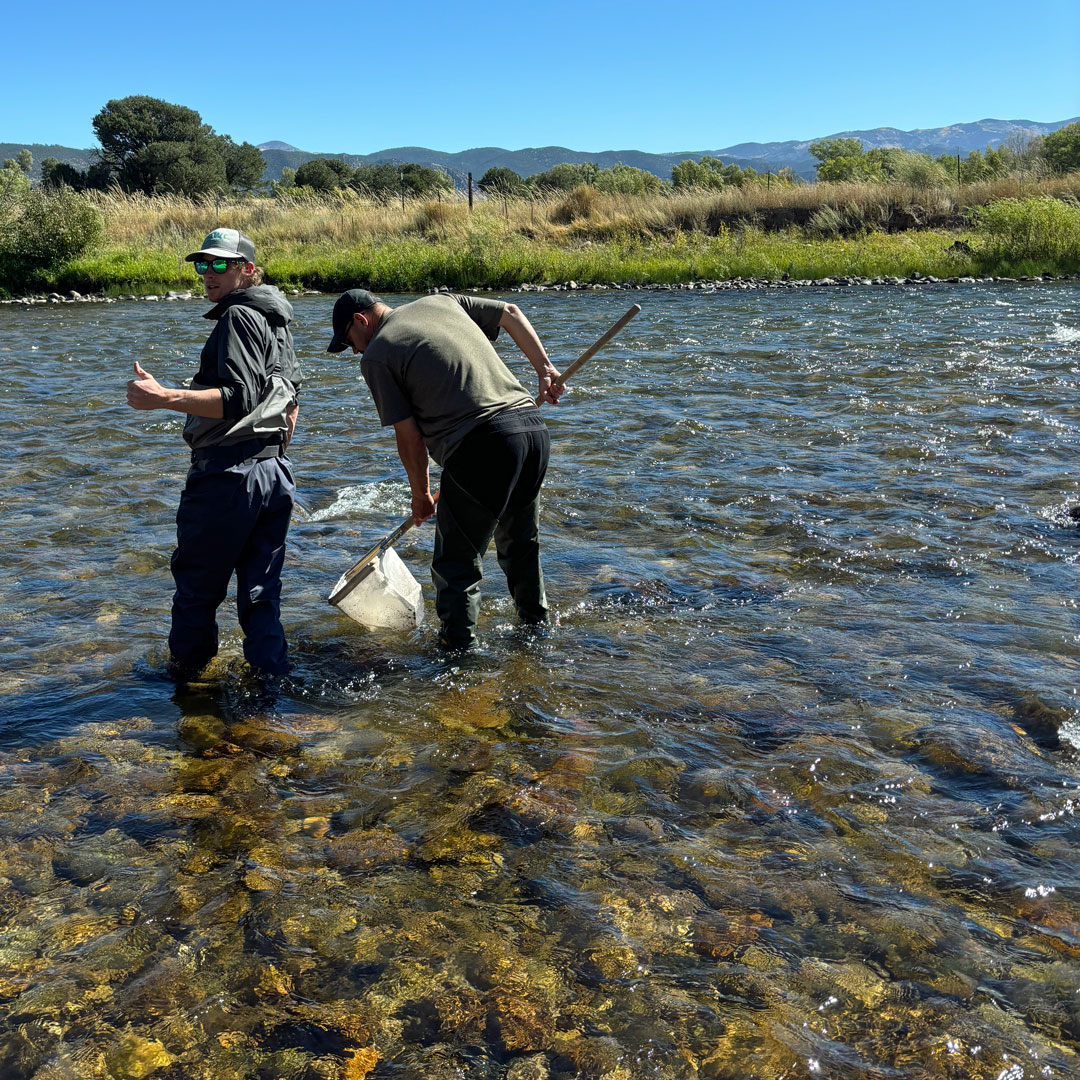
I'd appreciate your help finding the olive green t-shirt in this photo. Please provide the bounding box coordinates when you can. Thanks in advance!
[360,293,533,465]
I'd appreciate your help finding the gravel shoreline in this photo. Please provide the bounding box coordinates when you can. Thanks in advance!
[2,271,1073,306]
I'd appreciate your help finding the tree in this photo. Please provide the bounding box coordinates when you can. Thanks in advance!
[594,162,662,195]
[478,167,525,197]
[1042,121,1080,174]
[0,160,31,199]
[2,149,33,175]
[397,163,453,199]
[270,166,297,195]
[527,162,599,191]
[141,140,229,196]
[809,138,864,163]
[937,149,997,184]
[89,95,265,196]
[352,162,401,199]
[294,158,342,191]
[40,157,89,190]
[983,146,1016,177]
[93,96,207,173]
[809,138,881,183]
[326,158,354,184]
[219,138,266,191]
[671,156,727,190]
[722,162,748,187]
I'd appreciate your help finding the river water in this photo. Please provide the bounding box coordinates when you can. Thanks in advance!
[1,283,1078,1079]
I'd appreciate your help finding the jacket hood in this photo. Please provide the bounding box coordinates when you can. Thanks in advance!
[205,284,293,327]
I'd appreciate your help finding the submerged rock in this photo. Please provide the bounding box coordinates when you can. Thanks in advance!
[105,1031,175,1078]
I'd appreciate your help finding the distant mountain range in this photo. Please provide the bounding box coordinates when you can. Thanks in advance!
[4,117,1076,186]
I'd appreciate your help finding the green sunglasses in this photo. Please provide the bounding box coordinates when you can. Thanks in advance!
[193,258,241,275]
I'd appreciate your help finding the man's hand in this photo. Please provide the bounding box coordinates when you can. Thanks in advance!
[126,362,169,410]
[410,491,436,527]
[537,363,565,406]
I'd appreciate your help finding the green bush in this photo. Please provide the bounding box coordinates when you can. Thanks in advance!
[971,195,1080,271]
[0,187,104,290]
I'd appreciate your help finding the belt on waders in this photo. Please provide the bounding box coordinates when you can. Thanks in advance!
[189,435,285,467]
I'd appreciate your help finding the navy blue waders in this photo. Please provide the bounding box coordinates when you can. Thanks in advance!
[433,407,550,649]
[169,437,294,676]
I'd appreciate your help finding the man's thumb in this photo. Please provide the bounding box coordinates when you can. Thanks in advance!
[133,361,148,378]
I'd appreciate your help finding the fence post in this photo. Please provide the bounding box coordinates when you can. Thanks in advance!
[468,172,473,212]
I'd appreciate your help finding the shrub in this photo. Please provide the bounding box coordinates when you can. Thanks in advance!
[0,187,104,289]
[413,199,461,237]
[971,195,1080,269]
[550,185,600,224]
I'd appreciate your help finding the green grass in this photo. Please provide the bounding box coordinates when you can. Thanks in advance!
[5,189,1079,297]
[45,248,188,294]
[262,229,986,292]
[20,227,1071,298]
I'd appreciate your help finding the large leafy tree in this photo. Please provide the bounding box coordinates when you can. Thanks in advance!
[94,97,205,162]
[89,96,264,196]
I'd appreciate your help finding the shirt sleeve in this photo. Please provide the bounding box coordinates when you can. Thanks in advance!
[452,294,505,341]
[361,353,413,427]
[215,308,270,420]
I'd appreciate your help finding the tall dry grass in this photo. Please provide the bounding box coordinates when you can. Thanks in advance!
[31,173,1080,294]
[87,172,1080,255]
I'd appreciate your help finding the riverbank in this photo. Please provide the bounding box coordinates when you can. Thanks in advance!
[3,269,1073,307]
[19,231,1080,298]
[4,182,1079,296]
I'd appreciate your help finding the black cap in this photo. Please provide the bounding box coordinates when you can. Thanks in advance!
[328,289,380,353]
[186,227,255,263]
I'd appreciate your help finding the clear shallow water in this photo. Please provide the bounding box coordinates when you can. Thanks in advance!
[1,284,1079,1079]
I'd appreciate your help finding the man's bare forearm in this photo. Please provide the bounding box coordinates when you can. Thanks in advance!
[499,304,556,377]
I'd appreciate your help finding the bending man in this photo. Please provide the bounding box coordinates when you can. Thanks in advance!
[327,290,562,649]
[127,228,301,677]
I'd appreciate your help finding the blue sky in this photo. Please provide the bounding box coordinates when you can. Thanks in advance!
[4,0,1077,154]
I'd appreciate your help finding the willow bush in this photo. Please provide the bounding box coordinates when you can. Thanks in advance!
[0,186,104,291]
[971,195,1080,272]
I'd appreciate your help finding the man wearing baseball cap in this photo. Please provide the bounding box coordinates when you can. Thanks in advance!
[126,228,302,678]
[328,288,563,649]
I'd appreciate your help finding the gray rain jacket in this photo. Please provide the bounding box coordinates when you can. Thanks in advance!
[183,285,302,450]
